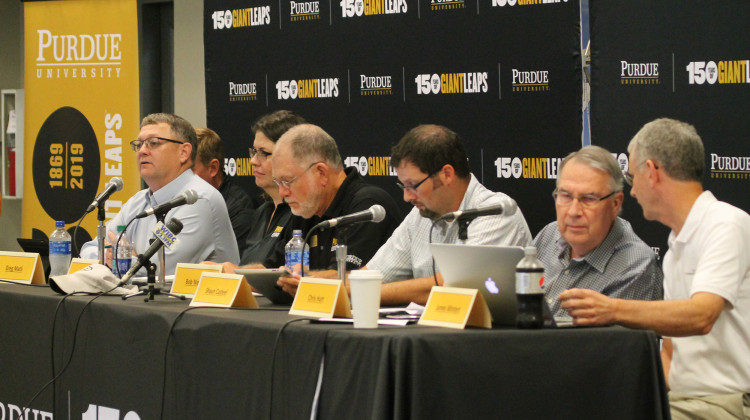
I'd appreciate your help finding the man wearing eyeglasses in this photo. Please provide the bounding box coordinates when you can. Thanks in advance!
[559,119,750,420]
[194,127,261,256]
[271,123,403,285]
[80,113,240,275]
[532,145,662,320]
[365,124,533,305]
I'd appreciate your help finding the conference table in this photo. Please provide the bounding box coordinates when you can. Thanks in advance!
[0,282,670,419]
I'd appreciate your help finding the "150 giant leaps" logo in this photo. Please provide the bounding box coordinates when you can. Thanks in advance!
[686,60,749,85]
[414,72,488,95]
[275,78,340,100]
[211,8,271,29]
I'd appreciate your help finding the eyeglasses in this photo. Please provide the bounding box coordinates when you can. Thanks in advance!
[624,171,635,186]
[553,189,617,208]
[396,173,434,193]
[273,162,321,189]
[249,147,272,161]
[624,160,658,186]
[130,137,184,152]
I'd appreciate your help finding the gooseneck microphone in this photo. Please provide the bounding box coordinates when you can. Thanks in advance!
[86,177,124,213]
[438,197,518,222]
[314,204,386,230]
[135,189,198,219]
[118,218,184,285]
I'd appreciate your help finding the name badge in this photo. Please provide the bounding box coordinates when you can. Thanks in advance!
[171,263,223,297]
[419,286,491,329]
[68,258,98,274]
[289,277,352,319]
[190,272,257,308]
[0,252,45,284]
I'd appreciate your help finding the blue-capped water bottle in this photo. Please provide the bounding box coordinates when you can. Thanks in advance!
[284,229,309,275]
[49,221,72,277]
[114,225,133,279]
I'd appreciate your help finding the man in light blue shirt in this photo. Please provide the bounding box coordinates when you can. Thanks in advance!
[80,113,239,276]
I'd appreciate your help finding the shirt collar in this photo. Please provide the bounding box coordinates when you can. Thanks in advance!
[669,190,715,246]
[321,167,358,220]
[218,175,230,194]
[456,174,480,211]
[433,174,478,230]
[149,169,194,205]
[555,217,625,273]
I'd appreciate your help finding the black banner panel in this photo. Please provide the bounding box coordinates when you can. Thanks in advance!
[590,0,750,258]
[204,0,582,236]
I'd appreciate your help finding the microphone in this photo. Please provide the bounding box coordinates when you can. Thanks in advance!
[135,189,198,219]
[86,177,124,213]
[438,198,518,222]
[119,218,184,285]
[314,204,386,230]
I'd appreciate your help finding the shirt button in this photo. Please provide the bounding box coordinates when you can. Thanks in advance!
[564,270,570,275]
[547,298,554,304]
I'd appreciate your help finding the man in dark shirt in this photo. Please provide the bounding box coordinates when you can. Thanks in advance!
[273,124,403,294]
[194,127,261,256]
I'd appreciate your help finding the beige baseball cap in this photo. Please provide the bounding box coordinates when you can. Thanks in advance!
[49,264,138,295]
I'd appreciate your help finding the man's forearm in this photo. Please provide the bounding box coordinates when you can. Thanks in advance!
[612,292,725,337]
[380,274,443,306]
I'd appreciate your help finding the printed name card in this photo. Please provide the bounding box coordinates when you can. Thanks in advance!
[0,252,45,285]
[289,277,352,318]
[68,258,98,274]
[419,286,491,329]
[189,272,257,308]
[170,263,223,297]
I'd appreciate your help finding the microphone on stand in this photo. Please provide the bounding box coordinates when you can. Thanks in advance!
[85,177,124,213]
[438,198,517,222]
[135,189,198,219]
[118,218,184,286]
[313,204,386,230]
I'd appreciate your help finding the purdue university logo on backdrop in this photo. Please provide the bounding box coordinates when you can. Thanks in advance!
[35,30,123,80]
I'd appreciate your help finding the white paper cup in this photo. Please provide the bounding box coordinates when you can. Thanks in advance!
[349,269,382,328]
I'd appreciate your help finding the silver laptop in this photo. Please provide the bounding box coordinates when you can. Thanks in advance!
[430,243,524,326]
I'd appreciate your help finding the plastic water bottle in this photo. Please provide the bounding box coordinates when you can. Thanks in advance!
[114,225,133,279]
[515,246,544,329]
[285,229,310,275]
[49,221,72,277]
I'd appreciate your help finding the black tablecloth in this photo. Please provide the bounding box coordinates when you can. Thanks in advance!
[0,283,670,419]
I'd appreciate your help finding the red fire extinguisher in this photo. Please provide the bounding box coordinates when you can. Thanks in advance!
[7,145,15,196]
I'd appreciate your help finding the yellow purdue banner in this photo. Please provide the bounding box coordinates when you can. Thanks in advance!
[22,0,140,243]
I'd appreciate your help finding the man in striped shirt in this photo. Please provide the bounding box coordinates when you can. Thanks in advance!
[533,145,663,320]
[366,124,532,305]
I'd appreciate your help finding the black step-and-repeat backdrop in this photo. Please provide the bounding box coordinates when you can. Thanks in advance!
[204,0,582,236]
[590,0,750,257]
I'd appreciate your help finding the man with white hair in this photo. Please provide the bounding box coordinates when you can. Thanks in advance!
[559,119,750,419]
[534,145,662,319]
[272,123,403,288]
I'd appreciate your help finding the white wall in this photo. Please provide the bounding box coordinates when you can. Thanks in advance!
[0,0,24,251]
[174,0,207,127]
